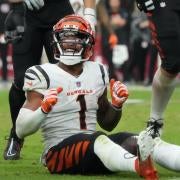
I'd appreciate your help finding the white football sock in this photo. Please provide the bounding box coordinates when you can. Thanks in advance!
[152,138,180,171]
[150,68,176,120]
[94,135,136,172]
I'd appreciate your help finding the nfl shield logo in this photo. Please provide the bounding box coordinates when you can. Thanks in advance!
[76,81,81,87]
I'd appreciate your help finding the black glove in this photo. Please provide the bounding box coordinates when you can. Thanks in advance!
[4,2,26,43]
[136,0,166,13]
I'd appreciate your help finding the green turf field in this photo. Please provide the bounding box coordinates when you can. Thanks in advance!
[0,86,180,180]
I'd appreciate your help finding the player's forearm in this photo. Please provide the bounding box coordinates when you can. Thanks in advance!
[83,0,96,9]
[97,103,122,132]
[16,107,46,139]
[83,0,96,31]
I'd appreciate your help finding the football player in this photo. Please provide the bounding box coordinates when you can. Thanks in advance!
[15,15,158,179]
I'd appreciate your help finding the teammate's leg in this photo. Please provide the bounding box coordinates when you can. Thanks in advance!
[147,68,177,137]
[146,8,180,137]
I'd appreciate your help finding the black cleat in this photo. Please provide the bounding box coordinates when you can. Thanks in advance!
[4,134,24,160]
[146,118,163,138]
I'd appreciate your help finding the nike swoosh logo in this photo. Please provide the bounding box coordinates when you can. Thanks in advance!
[7,151,16,157]
[6,138,16,157]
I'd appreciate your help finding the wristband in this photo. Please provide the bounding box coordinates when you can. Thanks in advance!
[111,103,122,111]
[84,8,96,17]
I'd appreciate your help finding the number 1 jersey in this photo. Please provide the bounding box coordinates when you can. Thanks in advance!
[23,61,109,152]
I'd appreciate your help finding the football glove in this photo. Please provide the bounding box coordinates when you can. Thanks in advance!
[24,0,44,11]
[4,2,25,43]
[136,0,166,13]
[108,33,118,49]
[110,79,129,108]
[41,87,63,114]
[84,8,96,32]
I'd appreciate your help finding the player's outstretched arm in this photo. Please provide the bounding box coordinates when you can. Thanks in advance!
[83,0,96,32]
[16,87,62,139]
[96,0,118,48]
[97,80,128,131]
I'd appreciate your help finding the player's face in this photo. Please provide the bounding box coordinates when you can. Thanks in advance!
[61,34,84,54]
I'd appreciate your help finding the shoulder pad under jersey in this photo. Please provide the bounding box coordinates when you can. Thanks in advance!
[23,65,50,93]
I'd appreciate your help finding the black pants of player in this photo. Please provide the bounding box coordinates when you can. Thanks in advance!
[45,131,137,174]
[0,43,8,81]
[9,1,74,136]
[148,6,180,74]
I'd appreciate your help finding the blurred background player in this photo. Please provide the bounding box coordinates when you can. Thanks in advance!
[3,0,96,160]
[128,3,151,84]
[15,15,158,179]
[135,0,180,137]
[98,0,130,80]
[127,2,158,85]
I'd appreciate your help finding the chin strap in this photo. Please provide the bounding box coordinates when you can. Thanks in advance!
[60,56,85,65]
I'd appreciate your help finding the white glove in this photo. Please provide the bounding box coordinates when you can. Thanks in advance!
[84,8,96,32]
[24,0,44,10]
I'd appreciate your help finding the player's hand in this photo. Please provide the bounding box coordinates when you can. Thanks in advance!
[110,79,129,108]
[4,2,26,43]
[41,87,63,114]
[24,0,44,10]
[135,0,166,13]
[84,8,96,32]
[108,33,118,49]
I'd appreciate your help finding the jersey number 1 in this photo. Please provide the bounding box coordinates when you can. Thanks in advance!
[76,95,87,129]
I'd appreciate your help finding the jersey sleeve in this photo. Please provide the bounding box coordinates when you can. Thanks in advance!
[23,65,50,95]
[98,63,109,86]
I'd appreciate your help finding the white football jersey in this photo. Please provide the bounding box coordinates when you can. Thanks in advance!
[23,61,109,153]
